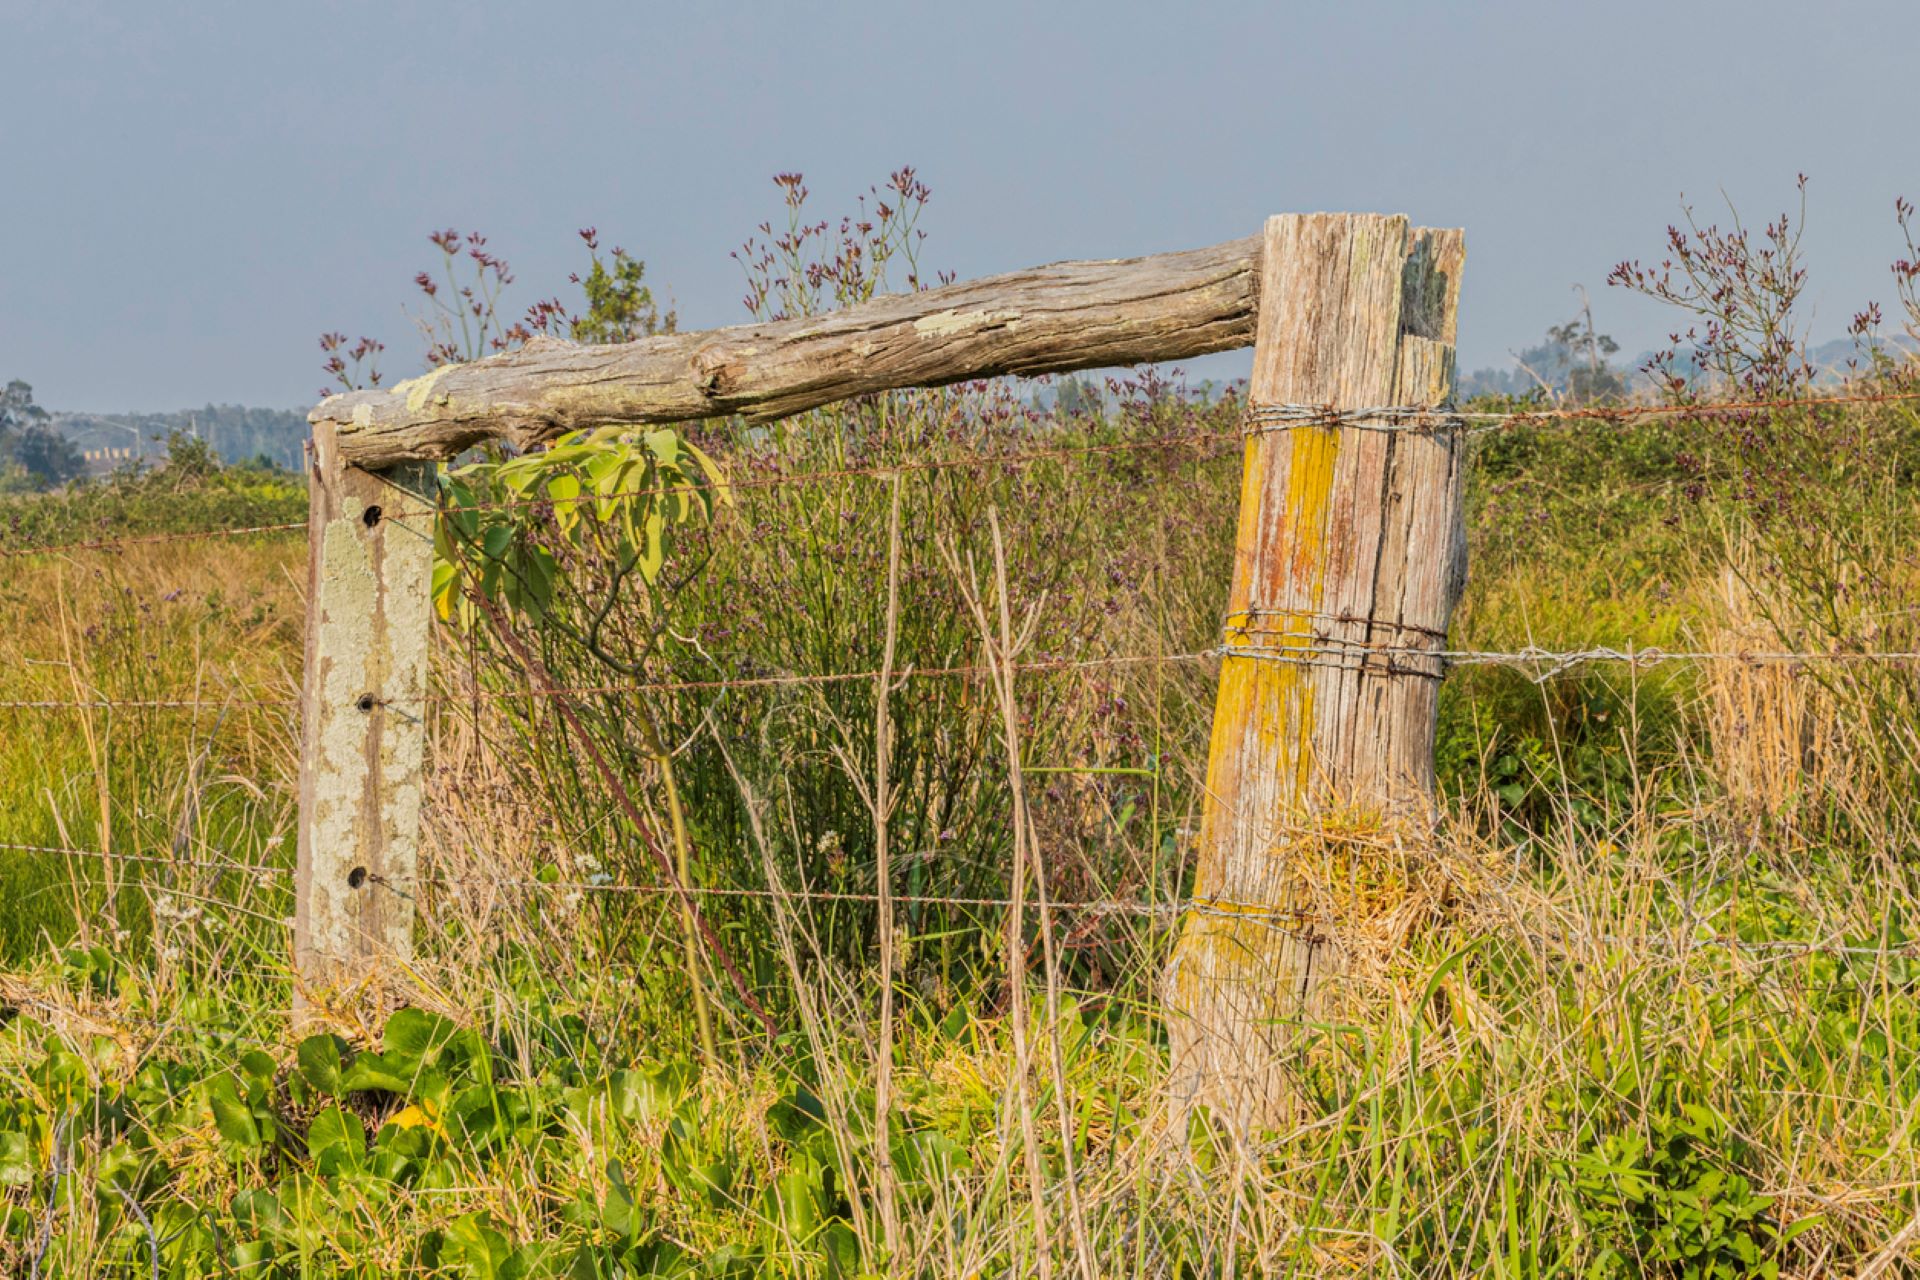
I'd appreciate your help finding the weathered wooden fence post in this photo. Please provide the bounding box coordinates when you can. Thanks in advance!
[293,421,436,1009]
[1164,213,1466,1126]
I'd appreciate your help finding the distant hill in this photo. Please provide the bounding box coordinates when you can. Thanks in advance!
[50,404,309,473]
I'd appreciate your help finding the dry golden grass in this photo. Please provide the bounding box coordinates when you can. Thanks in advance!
[1700,559,1847,827]
[4,442,1919,1274]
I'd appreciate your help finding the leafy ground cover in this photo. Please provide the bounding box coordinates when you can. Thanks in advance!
[1,392,1917,1276]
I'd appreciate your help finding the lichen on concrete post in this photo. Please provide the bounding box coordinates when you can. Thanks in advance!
[293,420,436,1009]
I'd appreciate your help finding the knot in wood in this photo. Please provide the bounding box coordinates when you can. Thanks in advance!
[691,344,743,397]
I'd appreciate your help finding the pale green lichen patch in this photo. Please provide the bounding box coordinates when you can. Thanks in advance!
[393,364,456,415]
[546,380,688,423]
[911,308,1017,340]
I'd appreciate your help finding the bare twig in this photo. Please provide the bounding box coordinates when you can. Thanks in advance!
[113,1187,162,1280]
[712,738,877,1264]
[986,507,1096,1280]
[29,1118,69,1280]
[871,472,905,1265]
[939,527,1054,1277]
[470,588,775,1036]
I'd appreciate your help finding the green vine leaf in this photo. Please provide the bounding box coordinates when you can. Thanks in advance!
[432,426,728,629]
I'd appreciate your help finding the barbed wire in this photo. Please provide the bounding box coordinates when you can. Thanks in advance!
[6,386,1916,561]
[391,866,1920,961]
[1235,642,1920,683]
[1464,386,1920,430]
[0,696,295,712]
[12,837,1915,964]
[390,385,1920,521]
[1244,387,1920,438]
[0,519,308,561]
[383,868,1191,917]
[0,839,291,880]
[4,640,1916,716]
[427,649,1206,702]
[434,641,1920,703]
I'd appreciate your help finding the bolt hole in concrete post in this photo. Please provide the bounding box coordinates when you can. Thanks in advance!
[294,420,436,1018]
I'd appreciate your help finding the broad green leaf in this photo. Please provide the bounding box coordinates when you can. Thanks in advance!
[546,473,582,535]
[522,546,557,620]
[497,461,539,495]
[637,511,666,583]
[307,1105,366,1175]
[602,1158,639,1237]
[448,1084,505,1147]
[687,442,730,507]
[240,1049,277,1087]
[584,451,625,495]
[432,559,462,622]
[296,1034,350,1097]
[481,523,515,564]
[643,429,680,465]
[0,1132,32,1185]
[769,1168,822,1238]
[339,1052,412,1096]
[893,1129,969,1193]
[606,1068,684,1124]
[207,1076,261,1149]
[385,1007,459,1073]
[445,1211,513,1280]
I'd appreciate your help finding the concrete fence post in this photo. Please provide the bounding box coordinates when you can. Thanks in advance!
[293,421,436,1010]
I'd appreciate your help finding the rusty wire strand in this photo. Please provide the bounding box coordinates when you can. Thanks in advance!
[3,642,1918,715]
[0,520,308,561]
[388,385,1920,519]
[13,840,1918,964]
[0,839,290,880]
[7,386,1920,560]
[1242,388,1920,437]
[0,697,295,711]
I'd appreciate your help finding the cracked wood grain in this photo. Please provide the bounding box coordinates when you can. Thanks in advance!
[311,236,1262,467]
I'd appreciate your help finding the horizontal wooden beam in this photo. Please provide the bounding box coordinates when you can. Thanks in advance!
[312,235,1263,468]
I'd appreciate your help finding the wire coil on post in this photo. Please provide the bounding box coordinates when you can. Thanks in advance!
[1217,609,1452,680]
[1240,402,1468,436]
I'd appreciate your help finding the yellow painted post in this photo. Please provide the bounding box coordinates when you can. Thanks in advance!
[1164,213,1466,1127]
[292,422,436,1011]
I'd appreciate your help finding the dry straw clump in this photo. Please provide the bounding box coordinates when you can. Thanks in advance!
[1699,558,1848,830]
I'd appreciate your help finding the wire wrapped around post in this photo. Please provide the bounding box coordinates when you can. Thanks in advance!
[1163,213,1468,1131]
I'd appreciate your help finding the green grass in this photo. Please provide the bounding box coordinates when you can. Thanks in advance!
[2,395,1917,1276]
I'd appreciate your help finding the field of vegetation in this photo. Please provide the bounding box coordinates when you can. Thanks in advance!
[3,186,1919,1277]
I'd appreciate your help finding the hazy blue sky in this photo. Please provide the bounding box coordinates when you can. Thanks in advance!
[5,0,1917,412]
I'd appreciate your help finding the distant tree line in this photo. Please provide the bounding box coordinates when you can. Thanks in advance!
[0,380,310,492]
[51,403,310,472]
[0,381,84,491]
[1457,309,1629,404]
